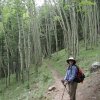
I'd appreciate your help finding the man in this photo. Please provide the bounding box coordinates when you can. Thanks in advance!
[61,57,78,100]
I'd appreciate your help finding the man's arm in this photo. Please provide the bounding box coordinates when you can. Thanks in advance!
[64,71,68,80]
[61,70,68,86]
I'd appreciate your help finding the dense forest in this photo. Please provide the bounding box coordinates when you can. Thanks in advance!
[0,0,100,98]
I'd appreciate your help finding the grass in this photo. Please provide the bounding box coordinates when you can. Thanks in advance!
[46,43,100,77]
[0,42,100,100]
[0,63,53,100]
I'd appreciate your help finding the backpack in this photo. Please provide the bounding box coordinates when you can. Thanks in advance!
[74,66,85,83]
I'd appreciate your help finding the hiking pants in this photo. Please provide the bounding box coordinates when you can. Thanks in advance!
[68,82,78,100]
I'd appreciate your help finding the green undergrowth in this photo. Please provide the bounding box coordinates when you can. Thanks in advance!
[46,44,100,78]
[1,43,100,100]
[0,63,53,100]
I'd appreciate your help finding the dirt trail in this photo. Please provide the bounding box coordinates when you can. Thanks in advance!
[47,67,70,100]
[46,63,100,100]
[77,71,100,100]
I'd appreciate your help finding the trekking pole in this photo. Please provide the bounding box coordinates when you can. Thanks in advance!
[61,80,69,100]
[61,86,69,100]
[61,86,66,100]
[65,86,69,94]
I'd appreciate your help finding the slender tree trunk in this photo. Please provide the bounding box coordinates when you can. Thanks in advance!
[17,13,24,83]
[5,36,10,85]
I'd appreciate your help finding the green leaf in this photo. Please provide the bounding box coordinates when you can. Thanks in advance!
[54,16,61,21]
[79,1,96,6]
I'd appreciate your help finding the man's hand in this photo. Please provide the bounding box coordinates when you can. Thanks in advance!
[64,81,68,87]
[61,79,65,84]
[61,80,68,87]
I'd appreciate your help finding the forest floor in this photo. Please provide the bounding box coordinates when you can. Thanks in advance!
[1,47,100,100]
[45,62,100,100]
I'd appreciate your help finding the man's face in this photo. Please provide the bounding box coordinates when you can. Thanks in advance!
[69,60,74,65]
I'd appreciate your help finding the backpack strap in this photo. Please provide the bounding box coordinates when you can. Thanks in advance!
[75,65,79,72]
